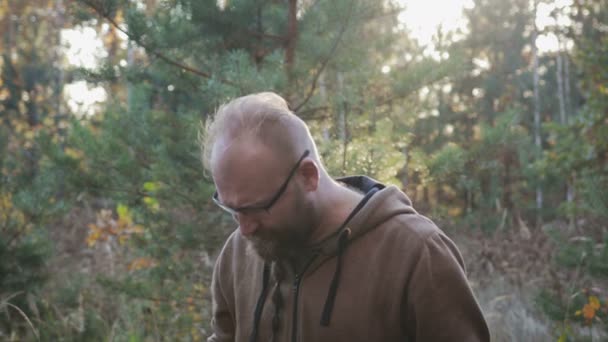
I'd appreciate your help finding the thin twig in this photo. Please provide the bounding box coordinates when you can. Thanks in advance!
[0,291,24,305]
[3,302,40,341]
[296,105,329,118]
[293,0,356,112]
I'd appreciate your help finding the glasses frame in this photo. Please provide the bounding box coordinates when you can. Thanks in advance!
[212,149,310,216]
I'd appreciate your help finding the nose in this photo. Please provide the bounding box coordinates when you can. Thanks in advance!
[235,212,260,236]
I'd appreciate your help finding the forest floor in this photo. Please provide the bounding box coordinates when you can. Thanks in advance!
[447,220,608,342]
[451,226,555,341]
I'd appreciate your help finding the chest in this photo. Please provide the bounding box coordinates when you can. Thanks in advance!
[237,250,407,342]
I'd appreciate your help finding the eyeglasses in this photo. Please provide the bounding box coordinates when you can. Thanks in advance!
[212,150,310,216]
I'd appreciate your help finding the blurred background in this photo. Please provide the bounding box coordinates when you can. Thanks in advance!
[0,0,606,340]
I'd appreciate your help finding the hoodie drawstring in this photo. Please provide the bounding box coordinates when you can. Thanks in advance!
[249,262,270,342]
[270,263,286,342]
[250,185,381,338]
[319,186,380,326]
[320,227,350,326]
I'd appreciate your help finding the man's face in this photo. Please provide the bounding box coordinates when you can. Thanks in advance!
[211,140,315,261]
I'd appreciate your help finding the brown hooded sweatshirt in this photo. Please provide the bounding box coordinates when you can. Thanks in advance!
[208,176,490,342]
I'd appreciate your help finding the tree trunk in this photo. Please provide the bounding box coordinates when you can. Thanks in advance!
[564,51,571,119]
[532,13,543,226]
[556,35,576,228]
[502,149,514,214]
[563,46,575,228]
[285,0,298,87]
[54,0,66,142]
[337,73,348,174]
[127,40,136,111]
[556,51,566,124]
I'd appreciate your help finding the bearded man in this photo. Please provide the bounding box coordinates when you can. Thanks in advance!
[201,92,490,342]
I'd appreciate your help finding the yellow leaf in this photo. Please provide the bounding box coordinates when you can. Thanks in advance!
[86,235,96,247]
[86,225,102,247]
[65,147,84,160]
[143,181,160,192]
[117,204,134,226]
[143,196,160,211]
[116,204,130,220]
[589,296,601,310]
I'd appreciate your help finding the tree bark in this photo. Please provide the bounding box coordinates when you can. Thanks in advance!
[337,73,349,174]
[556,50,566,125]
[532,8,543,226]
[564,51,571,119]
[562,43,575,228]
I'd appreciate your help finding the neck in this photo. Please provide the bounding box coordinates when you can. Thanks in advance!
[308,177,364,244]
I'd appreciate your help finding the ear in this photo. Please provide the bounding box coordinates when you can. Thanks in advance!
[298,159,319,192]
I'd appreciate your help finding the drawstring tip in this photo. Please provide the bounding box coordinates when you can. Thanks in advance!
[320,313,331,326]
[320,228,351,327]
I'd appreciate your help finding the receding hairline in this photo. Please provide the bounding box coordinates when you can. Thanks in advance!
[200,92,320,174]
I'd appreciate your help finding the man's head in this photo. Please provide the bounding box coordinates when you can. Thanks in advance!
[201,92,325,261]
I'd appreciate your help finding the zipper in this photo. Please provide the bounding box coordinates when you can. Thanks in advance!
[291,274,301,342]
[290,254,318,342]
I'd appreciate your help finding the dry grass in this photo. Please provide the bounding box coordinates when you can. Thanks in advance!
[450,222,608,341]
[474,275,552,341]
[451,227,556,341]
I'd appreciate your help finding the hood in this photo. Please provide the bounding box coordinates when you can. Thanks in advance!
[310,175,417,259]
[307,175,418,327]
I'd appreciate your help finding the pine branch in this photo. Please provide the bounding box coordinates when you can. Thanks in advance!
[296,105,330,119]
[293,0,356,112]
[79,0,238,87]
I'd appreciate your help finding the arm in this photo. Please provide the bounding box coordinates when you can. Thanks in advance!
[403,232,490,342]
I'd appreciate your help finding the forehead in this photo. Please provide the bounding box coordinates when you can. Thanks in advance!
[211,138,285,205]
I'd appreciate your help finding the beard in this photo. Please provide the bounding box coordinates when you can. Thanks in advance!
[245,192,315,262]
[247,224,312,262]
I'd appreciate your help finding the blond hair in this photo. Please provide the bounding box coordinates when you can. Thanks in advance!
[199,92,318,173]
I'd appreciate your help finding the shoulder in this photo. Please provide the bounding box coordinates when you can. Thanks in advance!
[357,185,445,244]
[374,205,445,246]
[365,205,464,269]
